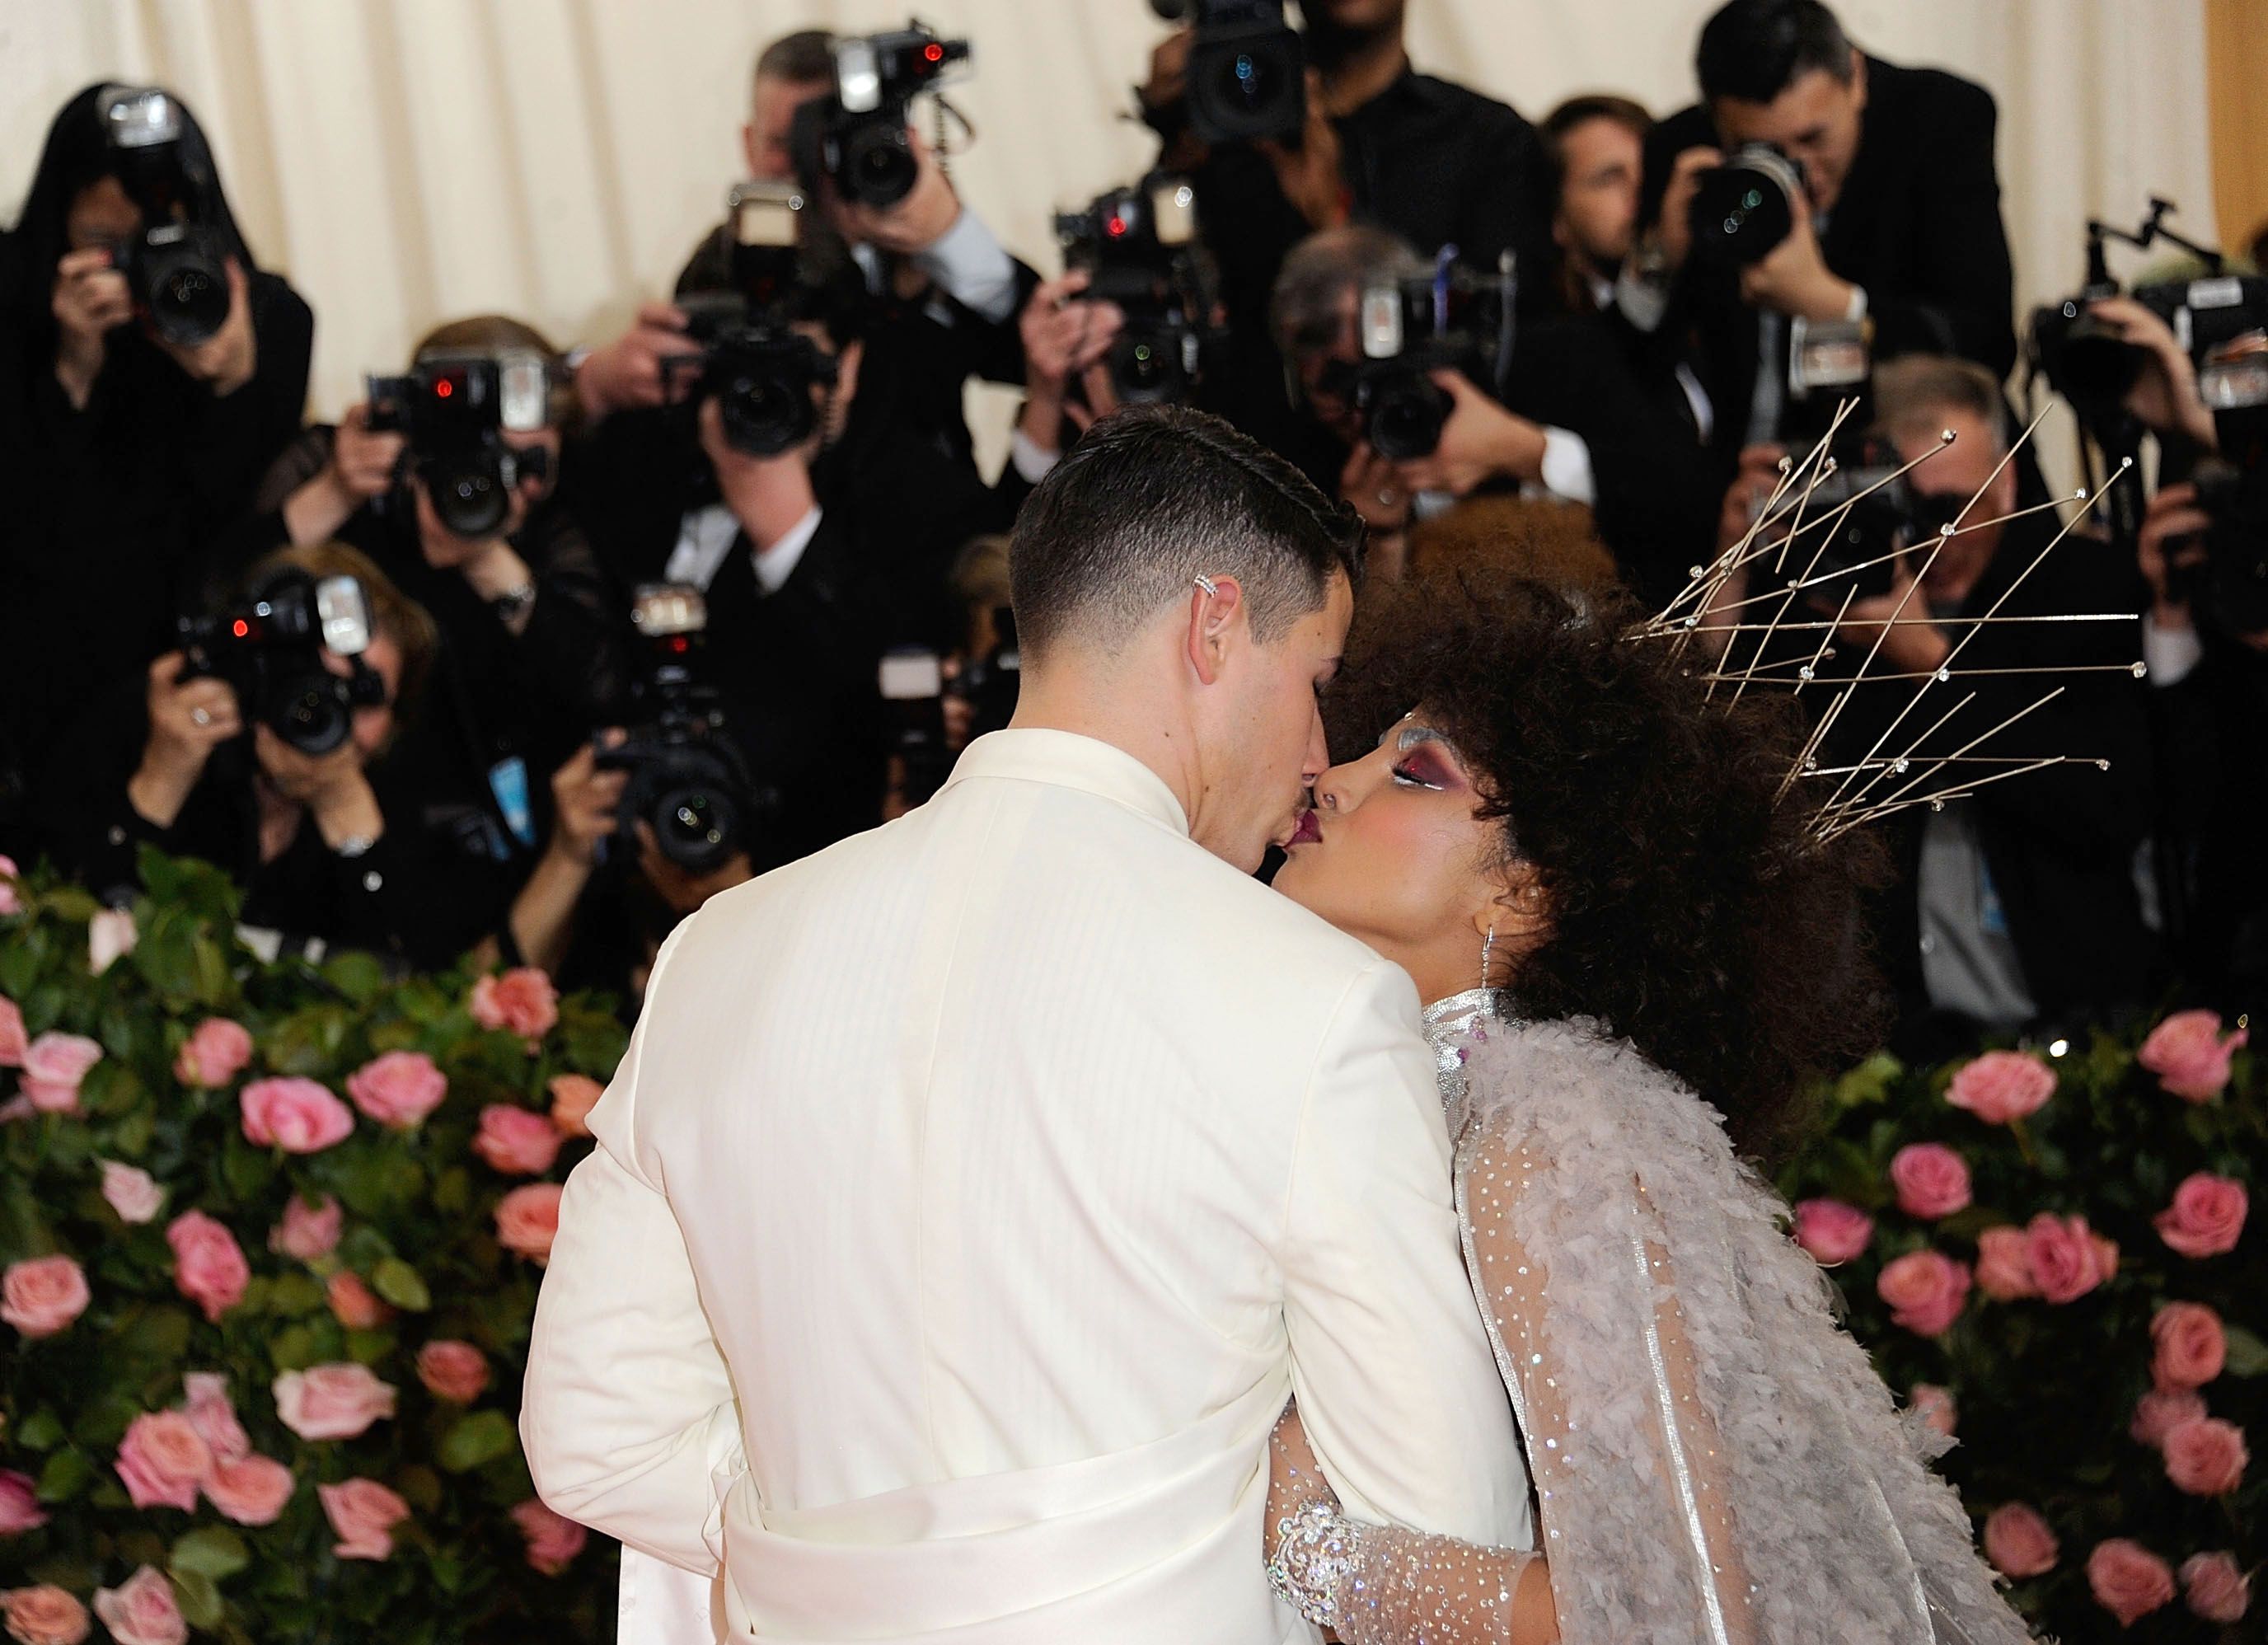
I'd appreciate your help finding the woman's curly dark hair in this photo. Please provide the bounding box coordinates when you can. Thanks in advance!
[1333,574,1891,1160]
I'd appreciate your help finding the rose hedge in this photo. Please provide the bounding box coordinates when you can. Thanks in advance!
[0,851,624,1643]
[1782,1011,2261,1640]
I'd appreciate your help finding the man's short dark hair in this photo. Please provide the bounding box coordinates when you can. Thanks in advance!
[1696,0,1855,105]
[757,29,836,85]
[1539,94,1652,204]
[1010,407,1363,658]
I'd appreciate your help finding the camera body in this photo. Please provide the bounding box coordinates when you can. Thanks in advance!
[1321,260,1516,460]
[1178,0,1306,145]
[365,354,552,539]
[1055,175,1217,404]
[599,587,769,874]
[2031,275,2268,423]
[176,570,382,757]
[790,21,970,209]
[1689,143,1806,269]
[99,86,232,349]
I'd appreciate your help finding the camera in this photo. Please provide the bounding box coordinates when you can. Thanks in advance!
[790,21,970,209]
[365,353,553,539]
[877,609,1022,810]
[1158,0,1306,145]
[1319,258,1516,460]
[99,85,232,349]
[1055,175,1218,404]
[1689,143,1806,269]
[667,184,840,457]
[599,587,768,874]
[2031,275,2268,422]
[175,570,383,757]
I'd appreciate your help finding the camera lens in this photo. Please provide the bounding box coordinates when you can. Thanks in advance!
[145,253,229,347]
[1110,326,1184,405]
[842,123,917,209]
[720,373,810,457]
[430,457,508,538]
[1367,376,1450,462]
[274,679,352,757]
[652,785,739,874]
[1225,51,1277,110]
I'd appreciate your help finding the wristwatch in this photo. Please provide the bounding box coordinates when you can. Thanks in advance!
[489,582,537,625]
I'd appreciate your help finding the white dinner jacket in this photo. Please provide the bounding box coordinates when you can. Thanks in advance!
[522,729,1530,1643]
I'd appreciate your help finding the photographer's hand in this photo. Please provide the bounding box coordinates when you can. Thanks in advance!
[1652,147,1722,279]
[700,398,821,553]
[157,257,258,396]
[284,402,406,545]
[255,725,385,852]
[835,127,963,257]
[1256,72,1350,233]
[51,246,134,409]
[1016,271,1124,457]
[411,479,538,629]
[1737,190,1857,322]
[574,301,701,424]
[508,735,629,976]
[129,652,242,830]
[1831,558,1950,677]
[2089,297,2218,450]
[2137,481,2209,635]
[1388,371,1547,497]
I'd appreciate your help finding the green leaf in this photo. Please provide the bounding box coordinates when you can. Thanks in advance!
[269,1323,326,1372]
[171,1525,251,1581]
[323,950,388,1006]
[169,1568,226,1631]
[120,1305,195,1362]
[436,1409,519,1474]
[267,1272,326,1315]
[2223,1323,2268,1378]
[14,1408,65,1451]
[372,1256,432,1312]
[35,1448,96,1503]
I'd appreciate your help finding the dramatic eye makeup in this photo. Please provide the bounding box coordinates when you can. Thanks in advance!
[1389,723,1463,792]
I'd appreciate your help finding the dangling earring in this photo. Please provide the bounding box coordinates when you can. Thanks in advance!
[1478,924,1497,992]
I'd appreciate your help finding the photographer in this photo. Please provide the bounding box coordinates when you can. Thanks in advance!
[41,544,499,968]
[575,27,1036,475]
[1540,95,1650,316]
[0,84,312,807]
[1626,0,2015,462]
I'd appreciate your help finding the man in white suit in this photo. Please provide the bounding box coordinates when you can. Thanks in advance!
[521,406,1528,1643]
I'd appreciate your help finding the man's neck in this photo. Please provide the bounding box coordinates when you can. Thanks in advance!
[1009,668,1202,839]
[1311,27,1408,116]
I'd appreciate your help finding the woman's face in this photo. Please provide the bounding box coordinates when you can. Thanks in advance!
[1272,711,1516,1001]
[65,176,141,253]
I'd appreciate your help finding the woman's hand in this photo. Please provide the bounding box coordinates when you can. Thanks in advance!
[128,651,241,828]
[51,246,134,407]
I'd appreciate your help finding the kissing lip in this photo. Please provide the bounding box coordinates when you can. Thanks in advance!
[1286,808,1324,849]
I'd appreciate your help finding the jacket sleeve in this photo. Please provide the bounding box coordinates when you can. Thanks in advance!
[520,921,745,1574]
[1277,960,1530,1549]
[1858,77,2016,377]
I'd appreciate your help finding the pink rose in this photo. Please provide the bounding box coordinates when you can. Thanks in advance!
[2025,1212,2113,1305]
[1875,1249,1971,1337]
[2152,1302,2227,1390]
[91,1566,185,1645]
[180,1372,248,1465]
[2130,1389,2208,1450]
[2154,1172,2247,1259]
[548,1073,603,1137]
[0,996,25,1066]
[318,1478,410,1561]
[1944,1049,2055,1125]
[1,1586,90,1645]
[97,1160,165,1225]
[415,1339,490,1404]
[2138,1009,2248,1102]
[269,1193,343,1263]
[0,855,19,918]
[2181,1551,2252,1624]
[2093,1232,2121,1282]
[114,1410,211,1512]
[239,1076,354,1154]
[471,968,559,1042]
[203,1455,295,1526]
[2163,1417,2248,1496]
[1973,1226,2036,1301]
[473,1104,562,1176]
[165,1211,248,1324]
[87,907,136,977]
[511,1498,590,1575]
[494,1182,563,1264]
[2088,1539,2177,1628]
[1980,1502,2059,1579]
[1,1256,89,1338]
[1908,1383,1956,1437]
[172,1018,253,1090]
[0,1469,47,1535]
[344,1050,448,1129]
[1889,1143,1972,1219]
[273,1362,398,1441]
[326,1271,391,1331]
[1791,1198,1874,1265]
[18,1032,102,1114]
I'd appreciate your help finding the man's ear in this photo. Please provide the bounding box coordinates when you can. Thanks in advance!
[741,123,762,179]
[1185,574,1245,687]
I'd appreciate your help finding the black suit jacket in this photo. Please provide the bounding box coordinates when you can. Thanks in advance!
[1644,57,2016,459]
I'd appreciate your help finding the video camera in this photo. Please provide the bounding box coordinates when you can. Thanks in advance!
[666,183,840,458]
[1688,143,1806,269]
[599,586,769,874]
[98,86,232,349]
[175,569,383,757]
[1055,175,1219,404]
[1154,0,1306,145]
[365,353,553,539]
[790,21,970,209]
[1319,255,1516,460]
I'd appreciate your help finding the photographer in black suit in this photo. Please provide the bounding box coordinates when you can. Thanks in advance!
[1624,0,2016,462]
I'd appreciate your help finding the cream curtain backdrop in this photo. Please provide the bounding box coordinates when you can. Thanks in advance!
[2,0,2218,476]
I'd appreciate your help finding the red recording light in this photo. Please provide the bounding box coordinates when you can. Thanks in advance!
[232,619,250,638]
[923,41,944,62]
[668,635,691,654]
[1106,214,1128,237]
[434,377,454,398]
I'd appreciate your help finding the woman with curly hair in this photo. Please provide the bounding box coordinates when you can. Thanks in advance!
[1261,577,2032,1643]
